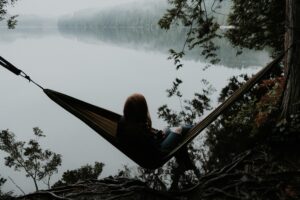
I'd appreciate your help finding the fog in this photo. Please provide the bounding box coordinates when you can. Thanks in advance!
[9,0,141,17]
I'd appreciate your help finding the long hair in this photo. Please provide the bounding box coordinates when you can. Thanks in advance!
[123,93,152,127]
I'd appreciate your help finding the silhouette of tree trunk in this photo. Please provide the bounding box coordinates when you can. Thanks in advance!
[282,0,300,117]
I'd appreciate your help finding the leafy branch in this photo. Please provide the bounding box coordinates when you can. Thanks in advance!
[0,128,62,191]
[0,0,19,29]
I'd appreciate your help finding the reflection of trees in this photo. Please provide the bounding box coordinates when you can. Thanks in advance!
[0,27,58,43]
[57,0,269,68]
[58,26,270,68]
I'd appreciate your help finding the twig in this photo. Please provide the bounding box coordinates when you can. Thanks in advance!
[8,176,26,195]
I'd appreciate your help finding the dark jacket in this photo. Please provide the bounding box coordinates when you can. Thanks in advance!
[116,117,164,162]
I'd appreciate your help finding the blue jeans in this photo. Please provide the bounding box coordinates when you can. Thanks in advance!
[160,125,193,152]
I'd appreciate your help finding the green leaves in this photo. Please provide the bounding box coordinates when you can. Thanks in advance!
[158,104,181,127]
[0,128,62,191]
[0,0,19,29]
[0,176,6,191]
[33,127,45,137]
[7,14,18,29]
[159,0,222,66]
[52,162,105,188]
[158,78,215,126]
[158,0,189,30]
[168,49,185,70]
[0,175,12,198]
[166,78,183,97]
[226,0,284,55]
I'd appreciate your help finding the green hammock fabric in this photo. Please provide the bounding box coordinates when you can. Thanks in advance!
[44,54,283,169]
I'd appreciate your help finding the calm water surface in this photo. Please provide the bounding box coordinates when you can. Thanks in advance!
[0,27,269,193]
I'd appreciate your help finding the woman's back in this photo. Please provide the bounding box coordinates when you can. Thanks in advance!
[117,117,164,161]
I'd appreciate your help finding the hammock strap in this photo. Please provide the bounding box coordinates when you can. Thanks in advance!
[166,52,285,157]
[0,56,22,75]
[0,56,44,90]
[192,53,284,133]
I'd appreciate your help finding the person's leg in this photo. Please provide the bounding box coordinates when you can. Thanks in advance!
[160,125,193,152]
[160,128,182,152]
[175,125,200,174]
[180,124,193,135]
[164,125,200,189]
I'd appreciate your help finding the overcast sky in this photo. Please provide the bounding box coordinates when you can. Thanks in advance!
[10,0,138,17]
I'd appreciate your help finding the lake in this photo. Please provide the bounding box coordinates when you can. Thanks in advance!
[0,26,270,193]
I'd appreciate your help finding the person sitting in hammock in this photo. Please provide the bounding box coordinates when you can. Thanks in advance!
[116,93,194,170]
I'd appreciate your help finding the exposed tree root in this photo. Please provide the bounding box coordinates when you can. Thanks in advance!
[17,147,300,200]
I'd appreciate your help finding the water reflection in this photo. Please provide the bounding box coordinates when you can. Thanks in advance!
[0,25,270,68]
[0,26,58,43]
[57,26,271,68]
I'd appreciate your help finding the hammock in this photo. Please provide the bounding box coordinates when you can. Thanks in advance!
[0,54,283,169]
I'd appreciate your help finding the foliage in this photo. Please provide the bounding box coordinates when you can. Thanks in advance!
[158,0,221,64]
[136,166,169,191]
[0,175,12,199]
[158,78,215,127]
[159,0,285,66]
[0,128,62,191]
[194,148,300,200]
[154,66,287,191]
[139,142,204,190]
[155,0,289,191]
[115,152,202,191]
[226,0,285,56]
[0,175,5,191]
[156,1,285,172]
[205,69,285,169]
[52,162,105,188]
[115,165,134,179]
[0,0,19,29]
